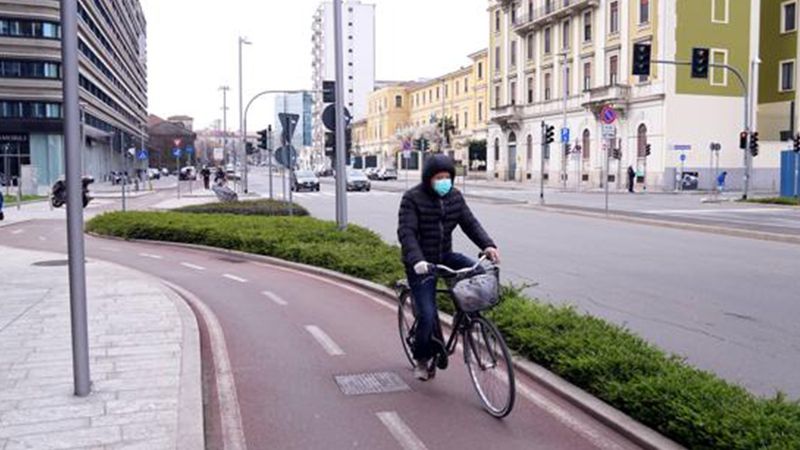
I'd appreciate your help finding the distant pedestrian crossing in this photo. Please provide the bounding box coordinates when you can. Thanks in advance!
[277,190,402,200]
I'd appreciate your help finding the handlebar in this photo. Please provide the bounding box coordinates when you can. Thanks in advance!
[431,255,490,276]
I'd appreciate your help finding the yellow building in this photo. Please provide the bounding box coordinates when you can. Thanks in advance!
[355,50,490,171]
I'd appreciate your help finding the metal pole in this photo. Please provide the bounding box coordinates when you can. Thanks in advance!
[176,157,181,199]
[794,151,799,198]
[333,0,348,230]
[441,79,446,152]
[562,53,568,191]
[121,145,127,212]
[239,37,251,194]
[220,85,230,169]
[268,126,274,199]
[605,139,610,213]
[540,122,546,205]
[61,0,91,397]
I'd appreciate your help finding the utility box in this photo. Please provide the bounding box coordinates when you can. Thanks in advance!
[780,151,799,198]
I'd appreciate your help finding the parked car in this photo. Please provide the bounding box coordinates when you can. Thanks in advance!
[365,167,380,180]
[346,169,371,192]
[291,170,321,192]
[179,166,197,181]
[160,168,169,176]
[377,168,397,181]
[146,168,161,180]
[316,168,334,177]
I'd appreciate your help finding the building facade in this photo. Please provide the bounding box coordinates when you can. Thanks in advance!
[758,0,799,142]
[488,0,781,191]
[0,0,147,194]
[353,51,490,172]
[311,0,375,166]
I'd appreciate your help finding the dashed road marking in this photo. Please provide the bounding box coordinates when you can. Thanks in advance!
[223,274,248,283]
[100,247,120,253]
[376,411,429,450]
[262,291,288,306]
[181,262,206,271]
[11,229,24,235]
[305,325,344,356]
[139,253,163,260]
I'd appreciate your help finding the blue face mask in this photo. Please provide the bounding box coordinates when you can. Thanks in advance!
[433,179,452,196]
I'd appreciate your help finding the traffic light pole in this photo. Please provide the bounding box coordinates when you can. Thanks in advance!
[333,0,348,231]
[652,58,751,198]
[540,122,546,205]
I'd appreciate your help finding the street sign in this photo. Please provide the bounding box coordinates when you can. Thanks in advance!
[402,150,412,159]
[673,144,692,152]
[185,146,195,154]
[322,105,352,132]
[709,143,722,151]
[278,113,300,146]
[136,149,148,161]
[680,154,687,162]
[213,148,224,161]
[601,106,617,124]
[560,128,570,143]
[602,124,616,139]
[172,147,182,158]
[173,139,182,147]
[275,145,298,168]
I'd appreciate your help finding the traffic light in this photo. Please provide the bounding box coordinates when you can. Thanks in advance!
[257,129,268,150]
[691,47,710,79]
[612,148,621,160]
[632,43,652,77]
[750,131,759,158]
[544,124,555,145]
[739,131,748,150]
[324,128,353,151]
[323,80,336,103]
[245,142,255,155]
[794,134,800,153]
[645,143,652,157]
[564,142,572,155]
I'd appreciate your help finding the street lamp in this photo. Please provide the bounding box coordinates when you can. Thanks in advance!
[219,85,230,167]
[238,37,251,193]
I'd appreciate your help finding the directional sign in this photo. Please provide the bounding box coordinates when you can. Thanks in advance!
[680,154,687,162]
[274,145,298,168]
[172,147,182,158]
[185,146,195,154]
[136,149,148,161]
[322,105,352,132]
[673,144,692,152]
[602,124,617,139]
[561,128,570,143]
[601,105,617,124]
[279,113,300,146]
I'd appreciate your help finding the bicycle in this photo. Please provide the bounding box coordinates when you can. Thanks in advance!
[396,255,516,418]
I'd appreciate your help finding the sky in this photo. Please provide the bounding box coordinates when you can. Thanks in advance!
[140,0,488,132]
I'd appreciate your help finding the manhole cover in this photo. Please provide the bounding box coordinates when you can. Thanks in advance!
[334,372,410,396]
[32,260,69,267]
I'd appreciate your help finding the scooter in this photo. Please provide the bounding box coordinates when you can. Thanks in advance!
[51,176,94,208]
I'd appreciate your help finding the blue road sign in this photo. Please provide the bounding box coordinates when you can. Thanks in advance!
[172,147,182,158]
[680,154,687,162]
[185,146,195,154]
[561,128,570,143]
[601,106,617,124]
[136,149,148,161]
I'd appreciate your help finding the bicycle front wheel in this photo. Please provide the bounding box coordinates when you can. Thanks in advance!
[397,291,416,368]
[464,317,516,418]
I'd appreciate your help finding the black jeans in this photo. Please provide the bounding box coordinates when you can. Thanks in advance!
[406,252,477,361]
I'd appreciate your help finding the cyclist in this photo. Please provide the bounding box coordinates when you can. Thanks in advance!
[398,153,500,381]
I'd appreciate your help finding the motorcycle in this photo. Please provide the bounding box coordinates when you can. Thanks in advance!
[51,176,94,208]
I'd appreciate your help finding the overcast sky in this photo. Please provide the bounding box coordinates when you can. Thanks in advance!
[140,0,488,132]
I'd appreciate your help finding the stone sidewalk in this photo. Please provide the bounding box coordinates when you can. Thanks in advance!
[0,246,203,450]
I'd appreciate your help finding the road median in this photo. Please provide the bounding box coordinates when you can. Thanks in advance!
[85,211,800,450]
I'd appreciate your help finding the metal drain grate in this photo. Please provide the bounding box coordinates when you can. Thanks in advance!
[334,372,410,396]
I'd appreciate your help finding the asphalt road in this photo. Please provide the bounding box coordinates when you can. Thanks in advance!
[0,218,642,450]
[250,169,800,400]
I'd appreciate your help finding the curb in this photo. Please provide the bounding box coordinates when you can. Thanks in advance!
[0,218,33,229]
[87,234,685,450]
[533,204,800,246]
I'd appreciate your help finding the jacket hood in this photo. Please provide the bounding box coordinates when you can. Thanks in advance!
[421,153,456,192]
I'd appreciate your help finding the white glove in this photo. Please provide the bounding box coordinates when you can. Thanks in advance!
[413,261,430,275]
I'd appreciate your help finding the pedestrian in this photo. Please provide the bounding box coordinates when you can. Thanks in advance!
[214,166,226,186]
[627,166,636,193]
[0,187,4,221]
[717,171,728,193]
[201,165,211,190]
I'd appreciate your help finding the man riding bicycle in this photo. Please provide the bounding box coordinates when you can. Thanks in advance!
[398,154,500,381]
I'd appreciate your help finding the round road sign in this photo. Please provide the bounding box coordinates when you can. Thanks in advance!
[601,106,617,124]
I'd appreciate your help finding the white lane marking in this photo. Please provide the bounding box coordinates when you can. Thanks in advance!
[304,325,345,356]
[376,412,429,450]
[223,274,248,283]
[11,229,24,235]
[262,291,288,306]
[643,207,790,215]
[181,262,206,271]
[256,261,626,450]
[100,247,120,253]
[139,253,163,260]
[160,281,248,450]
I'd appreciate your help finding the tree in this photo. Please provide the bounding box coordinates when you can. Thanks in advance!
[436,116,456,149]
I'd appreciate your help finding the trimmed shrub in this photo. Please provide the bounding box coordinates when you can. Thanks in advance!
[745,197,800,206]
[176,199,309,217]
[86,212,800,449]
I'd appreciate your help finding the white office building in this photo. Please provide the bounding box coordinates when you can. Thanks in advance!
[311,0,376,162]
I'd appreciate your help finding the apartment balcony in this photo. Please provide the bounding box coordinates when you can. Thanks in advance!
[513,0,600,35]
[581,84,631,114]
[489,104,524,131]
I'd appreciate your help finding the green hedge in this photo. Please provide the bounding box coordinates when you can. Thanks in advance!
[175,199,309,217]
[86,212,800,449]
[745,197,800,206]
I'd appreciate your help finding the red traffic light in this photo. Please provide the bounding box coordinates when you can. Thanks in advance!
[739,131,748,150]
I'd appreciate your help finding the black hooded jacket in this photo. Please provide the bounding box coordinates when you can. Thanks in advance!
[397,154,495,267]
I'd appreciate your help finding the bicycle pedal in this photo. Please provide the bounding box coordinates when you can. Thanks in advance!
[435,354,448,370]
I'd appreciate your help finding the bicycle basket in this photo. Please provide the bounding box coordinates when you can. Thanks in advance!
[450,271,500,313]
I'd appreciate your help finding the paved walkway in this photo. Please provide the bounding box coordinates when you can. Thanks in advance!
[0,246,203,450]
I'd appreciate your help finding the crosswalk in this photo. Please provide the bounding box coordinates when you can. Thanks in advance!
[281,191,402,199]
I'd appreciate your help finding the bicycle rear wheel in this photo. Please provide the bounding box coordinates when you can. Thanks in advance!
[464,317,516,418]
[397,291,417,368]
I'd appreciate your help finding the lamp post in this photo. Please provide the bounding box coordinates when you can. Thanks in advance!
[219,85,230,168]
[238,37,251,193]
